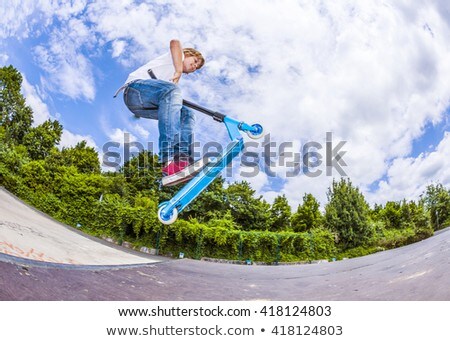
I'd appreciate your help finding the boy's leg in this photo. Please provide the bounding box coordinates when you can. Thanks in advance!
[123,80,182,164]
[156,84,183,164]
[175,106,196,161]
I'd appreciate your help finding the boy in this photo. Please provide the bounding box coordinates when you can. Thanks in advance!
[114,39,205,183]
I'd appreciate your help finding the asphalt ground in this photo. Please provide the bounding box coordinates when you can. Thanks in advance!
[1,187,449,300]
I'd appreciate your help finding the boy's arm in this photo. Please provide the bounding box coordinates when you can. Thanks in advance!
[170,39,183,84]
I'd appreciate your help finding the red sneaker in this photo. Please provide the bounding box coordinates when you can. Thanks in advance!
[161,156,212,187]
[161,159,190,177]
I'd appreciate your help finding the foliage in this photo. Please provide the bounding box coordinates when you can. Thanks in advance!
[183,177,228,221]
[122,150,161,194]
[291,193,323,232]
[48,140,101,174]
[90,193,132,240]
[224,181,271,230]
[268,194,292,231]
[0,65,33,145]
[371,200,433,244]
[131,195,160,237]
[324,178,373,249]
[422,183,450,230]
[23,119,63,160]
[155,223,337,263]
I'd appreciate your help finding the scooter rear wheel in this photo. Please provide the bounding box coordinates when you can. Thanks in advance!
[158,203,178,225]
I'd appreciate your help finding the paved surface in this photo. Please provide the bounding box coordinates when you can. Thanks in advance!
[1,187,449,300]
[0,187,159,266]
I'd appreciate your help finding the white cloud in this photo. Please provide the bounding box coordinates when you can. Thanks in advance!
[0,0,38,39]
[367,132,450,205]
[233,164,269,195]
[59,129,98,150]
[100,0,449,206]
[32,17,96,101]
[111,40,127,58]
[1,1,96,101]
[107,128,138,146]
[189,0,450,205]
[129,121,151,140]
[0,53,8,64]
[20,74,51,125]
[85,0,160,65]
[4,1,450,206]
[0,0,87,40]
[20,72,100,161]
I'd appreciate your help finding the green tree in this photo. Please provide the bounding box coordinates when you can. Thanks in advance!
[291,193,323,232]
[269,194,291,231]
[184,176,228,222]
[380,201,402,229]
[0,136,29,189]
[370,203,383,221]
[59,140,100,174]
[20,160,52,193]
[225,181,271,230]
[405,200,433,240]
[131,194,159,237]
[121,150,161,195]
[0,65,33,145]
[324,178,372,249]
[23,119,63,160]
[422,183,450,230]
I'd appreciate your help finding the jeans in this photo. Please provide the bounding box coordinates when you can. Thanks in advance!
[123,79,195,163]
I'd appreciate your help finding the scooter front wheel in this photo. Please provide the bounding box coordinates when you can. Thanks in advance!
[158,202,178,225]
[246,123,264,139]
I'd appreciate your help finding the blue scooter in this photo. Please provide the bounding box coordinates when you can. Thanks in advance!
[157,99,264,224]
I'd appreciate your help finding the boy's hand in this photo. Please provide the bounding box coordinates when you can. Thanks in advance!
[171,71,182,84]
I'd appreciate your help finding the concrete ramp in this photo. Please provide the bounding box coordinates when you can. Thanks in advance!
[0,187,159,266]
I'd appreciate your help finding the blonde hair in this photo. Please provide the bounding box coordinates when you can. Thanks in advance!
[183,48,205,69]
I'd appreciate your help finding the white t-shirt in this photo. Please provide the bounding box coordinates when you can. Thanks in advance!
[124,52,181,83]
[114,52,182,96]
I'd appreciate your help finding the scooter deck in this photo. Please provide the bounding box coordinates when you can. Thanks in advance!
[158,139,243,224]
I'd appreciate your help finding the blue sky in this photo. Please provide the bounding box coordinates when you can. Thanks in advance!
[1,0,449,208]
